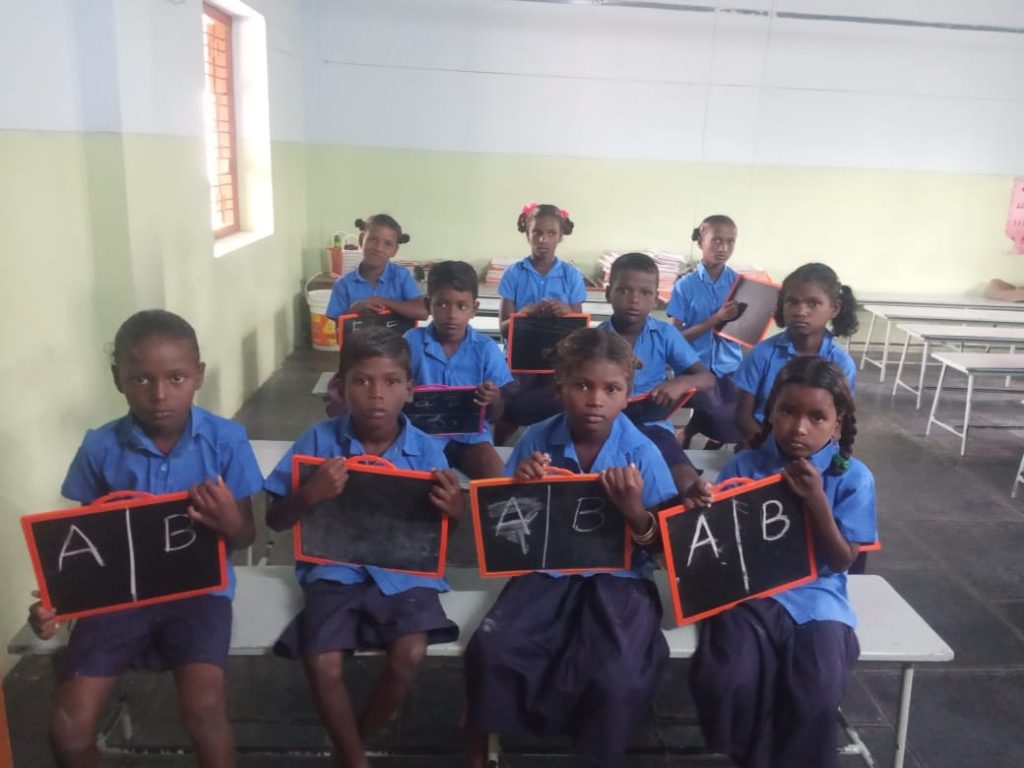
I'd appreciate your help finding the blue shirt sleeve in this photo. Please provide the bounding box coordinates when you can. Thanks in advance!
[218,426,265,500]
[666,278,688,322]
[633,441,679,508]
[664,327,701,374]
[497,266,518,302]
[264,428,318,498]
[325,278,349,321]
[832,462,877,544]
[567,264,587,305]
[482,339,514,387]
[840,353,858,393]
[733,341,769,396]
[397,266,423,301]
[61,431,106,503]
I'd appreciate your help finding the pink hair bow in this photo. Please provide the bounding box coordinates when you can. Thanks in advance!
[559,208,570,219]
[521,202,538,216]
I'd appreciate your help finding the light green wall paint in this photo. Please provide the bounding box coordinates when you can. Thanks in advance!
[0,131,309,673]
[306,145,1024,295]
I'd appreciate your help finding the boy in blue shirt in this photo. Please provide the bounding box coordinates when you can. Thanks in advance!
[600,252,715,495]
[264,328,462,768]
[325,214,428,323]
[667,214,744,448]
[29,310,263,768]
[405,260,514,478]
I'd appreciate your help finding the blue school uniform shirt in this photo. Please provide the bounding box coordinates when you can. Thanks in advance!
[734,330,859,423]
[599,315,702,435]
[717,435,877,628]
[61,406,264,600]
[325,261,422,321]
[263,413,450,595]
[498,256,587,311]
[405,323,514,446]
[504,412,679,580]
[666,262,743,377]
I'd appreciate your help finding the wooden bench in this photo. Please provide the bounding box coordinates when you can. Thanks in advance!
[891,323,1024,409]
[7,567,952,768]
[925,351,1024,455]
[859,304,1024,383]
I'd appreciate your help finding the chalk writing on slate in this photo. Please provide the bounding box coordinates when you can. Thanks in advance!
[507,314,590,373]
[22,493,227,621]
[338,311,417,347]
[469,474,629,576]
[403,386,485,436]
[659,474,816,625]
[623,388,696,425]
[292,456,447,576]
[715,276,781,347]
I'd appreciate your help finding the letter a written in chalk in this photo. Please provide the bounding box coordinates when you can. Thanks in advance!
[686,514,721,567]
[57,525,106,572]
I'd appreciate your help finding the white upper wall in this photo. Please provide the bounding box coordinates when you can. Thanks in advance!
[308,0,1024,174]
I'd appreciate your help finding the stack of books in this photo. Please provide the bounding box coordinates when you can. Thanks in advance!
[599,250,688,305]
[483,256,519,285]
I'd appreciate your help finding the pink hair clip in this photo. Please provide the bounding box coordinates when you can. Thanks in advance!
[521,202,538,216]
[559,208,570,219]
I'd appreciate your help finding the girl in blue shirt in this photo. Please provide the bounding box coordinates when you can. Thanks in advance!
[688,357,877,768]
[667,214,743,448]
[324,214,428,323]
[29,310,263,768]
[495,203,588,441]
[264,328,462,768]
[465,328,690,768]
[734,262,859,445]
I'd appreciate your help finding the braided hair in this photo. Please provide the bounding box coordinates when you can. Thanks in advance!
[756,356,857,475]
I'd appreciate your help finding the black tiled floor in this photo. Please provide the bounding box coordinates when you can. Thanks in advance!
[7,347,1024,766]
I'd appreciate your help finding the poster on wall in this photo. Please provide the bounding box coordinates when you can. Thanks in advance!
[1008,178,1024,254]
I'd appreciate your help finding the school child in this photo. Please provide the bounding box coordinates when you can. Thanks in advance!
[734,263,859,445]
[28,309,263,768]
[464,328,692,768]
[404,260,514,478]
[264,327,463,768]
[324,214,428,323]
[667,214,744,448]
[599,251,715,495]
[688,356,877,768]
[494,202,588,441]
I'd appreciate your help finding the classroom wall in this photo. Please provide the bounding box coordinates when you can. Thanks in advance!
[0,0,312,674]
[304,0,1024,293]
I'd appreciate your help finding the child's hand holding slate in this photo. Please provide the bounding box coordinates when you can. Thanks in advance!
[300,458,349,506]
[28,591,58,640]
[474,380,501,407]
[349,298,388,316]
[600,465,647,529]
[429,469,463,525]
[515,451,551,480]
[188,476,254,549]
[683,479,714,509]
[781,459,826,503]
[649,378,689,407]
[712,300,742,325]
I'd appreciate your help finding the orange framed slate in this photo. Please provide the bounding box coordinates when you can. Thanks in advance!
[335,310,418,349]
[506,313,590,373]
[659,475,817,626]
[469,468,631,577]
[714,274,781,348]
[21,490,228,622]
[623,387,696,425]
[291,454,448,578]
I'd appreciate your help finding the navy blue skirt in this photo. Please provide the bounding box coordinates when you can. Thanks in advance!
[685,374,741,443]
[274,579,459,659]
[689,598,859,768]
[464,573,668,766]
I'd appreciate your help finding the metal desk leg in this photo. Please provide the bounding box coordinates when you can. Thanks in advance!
[860,313,877,371]
[916,341,930,410]
[893,663,914,768]
[925,364,948,436]
[961,374,975,456]
[892,335,912,398]
[879,321,892,383]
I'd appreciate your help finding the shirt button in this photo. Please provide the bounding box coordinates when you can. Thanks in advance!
[161,464,168,472]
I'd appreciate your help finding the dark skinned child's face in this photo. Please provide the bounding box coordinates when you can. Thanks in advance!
[782,281,839,338]
[699,224,737,271]
[770,383,841,460]
[342,355,414,436]
[112,336,205,444]
[429,286,478,343]
[360,223,400,272]
[606,268,658,330]
[557,359,631,442]
[527,215,563,262]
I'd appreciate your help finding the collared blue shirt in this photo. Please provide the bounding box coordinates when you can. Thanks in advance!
[264,413,450,595]
[405,323,514,446]
[718,435,877,628]
[61,407,264,600]
[504,412,679,580]
[497,256,587,311]
[325,261,422,320]
[666,262,742,377]
[734,330,859,423]
[600,315,702,434]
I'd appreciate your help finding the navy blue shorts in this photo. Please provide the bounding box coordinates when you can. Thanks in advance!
[686,374,741,443]
[59,595,232,681]
[274,579,459,659]
[637,424,693,469]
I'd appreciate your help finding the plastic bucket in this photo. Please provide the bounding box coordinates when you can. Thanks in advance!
[307,288,338,351]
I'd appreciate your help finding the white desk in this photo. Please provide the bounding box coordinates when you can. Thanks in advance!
[925,352,1024,455]
[891,324,1024,408]
[475,296,613,318]
[858,293,1024,311]
[860,305,1024,383]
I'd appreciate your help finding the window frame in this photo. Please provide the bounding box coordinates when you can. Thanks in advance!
[203,3,241,239]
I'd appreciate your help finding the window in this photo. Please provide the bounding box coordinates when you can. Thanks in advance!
[202,4,239,238]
